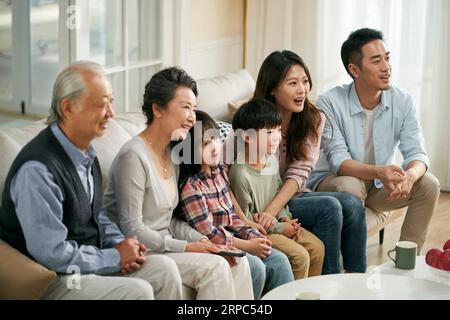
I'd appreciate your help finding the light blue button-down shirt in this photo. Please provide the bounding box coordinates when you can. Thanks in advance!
[307,82,429,190]
[10,123,124,274]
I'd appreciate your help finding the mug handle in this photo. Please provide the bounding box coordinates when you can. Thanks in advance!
[387,249,396,263]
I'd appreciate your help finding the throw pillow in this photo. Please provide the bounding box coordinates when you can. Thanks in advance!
[0,240,57,300]
[216,121,232,143]
[228,97,251,120]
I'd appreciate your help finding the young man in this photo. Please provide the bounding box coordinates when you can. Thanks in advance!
[308,28,440,253]
[0,61,182,299]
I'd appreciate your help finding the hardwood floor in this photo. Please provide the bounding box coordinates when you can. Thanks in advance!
[366,191,450,268]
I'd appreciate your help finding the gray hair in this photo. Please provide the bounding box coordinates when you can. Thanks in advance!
[47,61,105,124]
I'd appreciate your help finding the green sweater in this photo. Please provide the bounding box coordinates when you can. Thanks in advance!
[228,153,291,234]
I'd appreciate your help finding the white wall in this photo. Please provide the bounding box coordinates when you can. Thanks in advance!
[185,0,245,79]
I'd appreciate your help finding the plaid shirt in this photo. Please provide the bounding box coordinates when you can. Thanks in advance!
[179,164,263,246]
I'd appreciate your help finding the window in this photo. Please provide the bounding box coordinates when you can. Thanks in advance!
[30,0,59,108]
[0,0,175,116]
[0,0,12,101]
[77,0,164,113]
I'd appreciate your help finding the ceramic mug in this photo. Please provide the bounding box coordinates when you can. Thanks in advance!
[387,241,417,270]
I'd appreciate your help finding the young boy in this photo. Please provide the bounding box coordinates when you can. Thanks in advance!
[228,98,325,279]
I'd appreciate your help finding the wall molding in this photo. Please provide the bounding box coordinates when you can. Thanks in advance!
[187,36,244,79]
[189,36,243,55]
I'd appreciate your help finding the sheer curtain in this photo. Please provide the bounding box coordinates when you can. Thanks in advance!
[246,0,450,190]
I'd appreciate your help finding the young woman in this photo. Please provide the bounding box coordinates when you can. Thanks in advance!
[252,50,367,274]
[103,67,253,299]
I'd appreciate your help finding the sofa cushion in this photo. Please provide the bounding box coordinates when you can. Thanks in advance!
[196,69,255,122]
[216,121,232,143]
[111,112,147,137]
[228,97,251,120]
[0,120,47,197]
[0,240,57,300]
[0,133,21,198]
[92,113,146,189]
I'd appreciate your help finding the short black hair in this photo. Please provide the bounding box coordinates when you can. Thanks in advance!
[341,28,384,78]
[232,98,282,131]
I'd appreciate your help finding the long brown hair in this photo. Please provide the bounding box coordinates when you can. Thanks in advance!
[254,50,322,161]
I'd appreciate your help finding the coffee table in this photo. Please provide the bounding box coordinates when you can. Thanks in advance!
[261,273,450,300]
[373,256,450,286]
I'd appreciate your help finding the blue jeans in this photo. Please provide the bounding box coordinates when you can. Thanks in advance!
[246,248,294,299]
[288,192,367,274]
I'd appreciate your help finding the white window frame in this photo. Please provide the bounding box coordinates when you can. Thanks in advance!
[0,0,188,116]
[61,0,188,113]
[0,0,31,114]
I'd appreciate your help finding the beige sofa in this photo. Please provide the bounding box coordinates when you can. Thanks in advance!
[0,69,403,299]
[0,69,255,299]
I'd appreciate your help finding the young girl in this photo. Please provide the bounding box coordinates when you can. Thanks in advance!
[177,110,294,300]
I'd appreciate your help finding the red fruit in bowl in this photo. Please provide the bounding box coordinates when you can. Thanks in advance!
[426,248,443,268]
[444,239,450,251]
[438,249,450,271]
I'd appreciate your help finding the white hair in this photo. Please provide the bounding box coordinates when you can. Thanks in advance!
[47,61,105,124]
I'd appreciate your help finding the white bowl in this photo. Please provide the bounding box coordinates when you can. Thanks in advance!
[425,263,450,284]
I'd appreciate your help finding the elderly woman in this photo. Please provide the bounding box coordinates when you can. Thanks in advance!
[104,67,253,299]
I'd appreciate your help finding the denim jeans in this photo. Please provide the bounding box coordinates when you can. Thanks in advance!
[288,192,367,274]
[246,248,294,299]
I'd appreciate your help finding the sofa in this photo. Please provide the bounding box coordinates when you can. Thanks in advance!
[0,69,255,299]
[0,68,403,299]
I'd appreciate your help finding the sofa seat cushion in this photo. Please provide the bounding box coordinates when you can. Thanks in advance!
[0,240,57,300]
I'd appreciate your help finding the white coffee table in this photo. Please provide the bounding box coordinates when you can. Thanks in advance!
[373,256,450,286]
[261,273,450,300]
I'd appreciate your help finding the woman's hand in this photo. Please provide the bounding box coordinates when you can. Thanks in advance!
[185,241,221,254]
[216,245,240,267]
[253,212,276,230]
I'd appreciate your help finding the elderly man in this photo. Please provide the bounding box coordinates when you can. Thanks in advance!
[0,61,182,299]
[308,28,440,253]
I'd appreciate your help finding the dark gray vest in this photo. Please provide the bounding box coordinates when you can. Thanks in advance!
[0,126,104,258]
